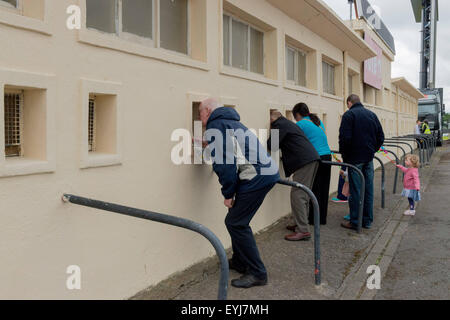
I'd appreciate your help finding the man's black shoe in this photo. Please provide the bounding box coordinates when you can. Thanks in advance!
[231,274,267,288]
[228,259,247,274]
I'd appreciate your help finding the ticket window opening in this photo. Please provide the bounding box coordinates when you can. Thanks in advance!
[192,102,206,162]
[322,113,328,132]
[286,110,296,123]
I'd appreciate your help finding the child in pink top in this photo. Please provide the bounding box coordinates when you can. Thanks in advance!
[396,154,421,216]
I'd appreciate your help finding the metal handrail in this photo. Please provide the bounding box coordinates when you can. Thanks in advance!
[373,155,385,209]
[413,135,432,159]
[379,149,400,194]
[277,179,321,285]
[62,194,229,300]
[384,139,414,155]
[386,137,423,167]
[332,151,384,210]
[383,144,407,166]
[400,135,431,164]
[322,160,365,233]
[383,144,407,185]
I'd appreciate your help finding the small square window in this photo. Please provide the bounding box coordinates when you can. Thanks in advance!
[3,87,47,161]
[286,110,295,122]
[4,92,23,157]
[88,98,96,152]
[322,113,327,132]
[87,94,117,155]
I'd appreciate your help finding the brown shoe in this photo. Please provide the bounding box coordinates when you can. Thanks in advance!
[341,221,357,230]
[284,232,311,241]
[286,225,297,232]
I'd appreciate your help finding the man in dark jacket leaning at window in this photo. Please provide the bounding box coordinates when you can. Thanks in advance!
[199,98,280,289]
[339,94,384,231]
[268,110,320,241]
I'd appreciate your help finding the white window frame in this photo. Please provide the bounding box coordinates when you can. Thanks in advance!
[86,0,191,56]
[223,13,265,76]
[3,89,24,157]
[285,44,307,87]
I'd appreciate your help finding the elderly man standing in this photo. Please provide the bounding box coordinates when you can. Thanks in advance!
[267,110,320,241]
[199,98,280,288]
[339,94,384,230]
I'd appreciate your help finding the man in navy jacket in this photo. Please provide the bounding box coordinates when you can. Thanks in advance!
[199,98,280,288]
[339,94,384,230]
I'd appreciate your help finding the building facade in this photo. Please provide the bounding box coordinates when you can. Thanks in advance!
[0,0,421,299]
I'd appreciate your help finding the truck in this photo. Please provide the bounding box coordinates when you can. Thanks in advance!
[418,87,445,145]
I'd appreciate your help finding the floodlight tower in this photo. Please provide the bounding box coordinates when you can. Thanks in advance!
[411,0,438,89]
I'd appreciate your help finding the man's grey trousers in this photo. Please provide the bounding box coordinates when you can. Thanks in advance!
[290,161,319,233]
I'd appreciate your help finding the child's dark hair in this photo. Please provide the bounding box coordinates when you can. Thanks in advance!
[406,154,420,168]
[292,103,321,127]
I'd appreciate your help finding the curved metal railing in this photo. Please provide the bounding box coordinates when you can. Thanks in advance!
[62,194,229,300]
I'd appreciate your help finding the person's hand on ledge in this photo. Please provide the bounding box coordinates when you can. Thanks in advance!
[192,137,208,149]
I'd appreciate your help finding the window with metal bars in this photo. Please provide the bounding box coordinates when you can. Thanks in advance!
[4,92,23,157]
[88,98,96,152]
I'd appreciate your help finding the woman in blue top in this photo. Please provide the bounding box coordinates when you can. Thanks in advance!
[293,103,332,225]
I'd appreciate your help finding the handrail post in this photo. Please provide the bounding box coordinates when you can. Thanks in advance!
[62,194,229,300]
[420,136,430,164]
[332,150,383,210]
[383,144,407,182]
[277,179,321,285]
[400,135,428,165]
[373,156,385,209]
[379,149,400,194]
[322,160,365,233]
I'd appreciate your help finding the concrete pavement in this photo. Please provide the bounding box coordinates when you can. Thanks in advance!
[132,144,448,300]
[374,146,450,300]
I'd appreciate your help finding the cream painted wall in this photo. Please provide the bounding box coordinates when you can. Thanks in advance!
[0,0,419,299]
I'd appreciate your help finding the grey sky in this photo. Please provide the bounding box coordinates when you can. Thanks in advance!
[324,0,450,112]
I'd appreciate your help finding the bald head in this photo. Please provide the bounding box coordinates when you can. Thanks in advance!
[199,98,222,126]
[270,110,282,124]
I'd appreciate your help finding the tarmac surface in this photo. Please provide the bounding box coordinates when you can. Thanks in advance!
[374,146,450,300]
[133,143,449,300]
